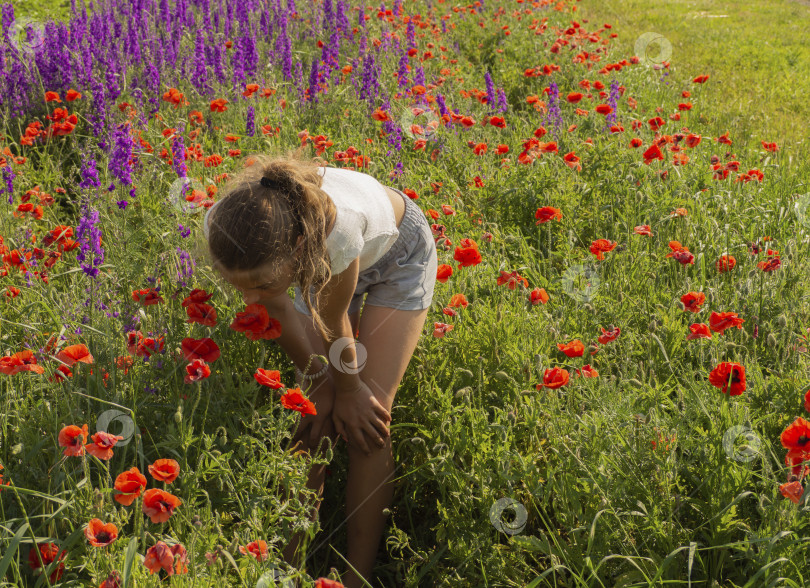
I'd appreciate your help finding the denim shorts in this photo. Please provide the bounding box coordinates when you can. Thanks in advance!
[293,188,438,316]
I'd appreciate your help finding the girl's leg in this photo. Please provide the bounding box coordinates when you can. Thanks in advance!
[281,310,361,570]
[342,305,429,588]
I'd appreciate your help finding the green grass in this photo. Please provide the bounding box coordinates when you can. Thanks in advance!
[578,0,810,170]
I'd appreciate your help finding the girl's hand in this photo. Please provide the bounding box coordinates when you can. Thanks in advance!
[331,380,391,456]
[291,371,336,450]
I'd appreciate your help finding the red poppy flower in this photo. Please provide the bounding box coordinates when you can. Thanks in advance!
[149,458,180,484]
[597,326,621,344]
[315,579,345,588]
[576,364,599,378]
[497,270,529,290]
[132,288,164,306]
[454,245,482,268]
[686,323,712,340]
[181,288,214,306]
[434,322,454,338]
[210,98,229,112]
[99,571,122,588]
[185,302,218,327]
[136,335,165,358]
[114,467,147,506]
[535,206,563,224]
[709,311,745,334]
[681,292,706,313]
[230,304,270,334]
[0,350,45,375]
[539,367,569,390]
[86,431,124,460]
[557,340,584,358]
[693,75,710,84]
[85,518,118,547]
[142,488,182,523]
[181,337,221,362]
[708,362,746,396]
[448,293,468,308]
[781,417,810,454]
[28,543,66,583]
[55,343,94,367]
[65,89,82,101]
[780,480,803,504]
[805,389,810,414]
[530,287,549,305]
[58,423,89,457]
[716,255,736,272]
[255,368,285,388]
[757,257,781,272]
[239,540,269,561]
[144,541,188,576]
[280,387,317,416]
[589,239,617,260]
[184,359,211,384]
[642,143,664,164]
[566,92,584,103]
[436,263,453,284]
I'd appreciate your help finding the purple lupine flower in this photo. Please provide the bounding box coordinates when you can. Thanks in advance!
[75,200,104,278]
[171,124,187,178]
[78,154,101,190]
[246,105,255,136]
[323,0,333,29]
[1,164,16,204]
[336,0,350,38]
[358,4,366,28]
[496,88,509,113]
[605,79,621,129]
[484,72,496,111]
[108,122,134,186]
[88,77,108,138]
[191,33,209,95]
[178,224,191,238]
[307,57,320,103]
[406,19,416,51]
[397,50,409,88]
[393,0,402,16]
[175,247,195,288]
[544,81,564,138]
[436,93,449,118]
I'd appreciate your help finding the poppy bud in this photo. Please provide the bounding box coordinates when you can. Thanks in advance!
[492,371,511,383]
[174,407,183,423]
[777,314,788,328]
[626,378,644,388]
[382,508,391,516]
[588,344,599,355]
[454,387,471,399]
[648,320,658,332]
[457,369,474,385]
[767,333,778,347]
[583,303,594,313]
[12,443,22,455]
[192,514,202,528]
[94,488,104,510]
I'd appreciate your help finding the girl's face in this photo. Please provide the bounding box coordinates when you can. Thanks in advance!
[221,237,304,305]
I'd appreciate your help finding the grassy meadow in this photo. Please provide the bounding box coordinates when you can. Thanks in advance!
[2,0,810,586]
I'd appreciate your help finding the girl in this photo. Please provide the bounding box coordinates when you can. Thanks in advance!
[203,149,437,587]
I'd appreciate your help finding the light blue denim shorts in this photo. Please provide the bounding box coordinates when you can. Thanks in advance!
[293,188,438,316]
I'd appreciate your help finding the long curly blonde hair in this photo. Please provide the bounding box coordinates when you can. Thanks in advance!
[204,147,337,342]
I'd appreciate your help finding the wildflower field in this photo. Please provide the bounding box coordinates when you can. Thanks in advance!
[2,0,810,585]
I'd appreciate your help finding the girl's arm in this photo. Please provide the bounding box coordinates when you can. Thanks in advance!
[259,293,328,381]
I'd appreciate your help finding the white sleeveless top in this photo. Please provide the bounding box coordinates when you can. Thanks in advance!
[203,166,400,275]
